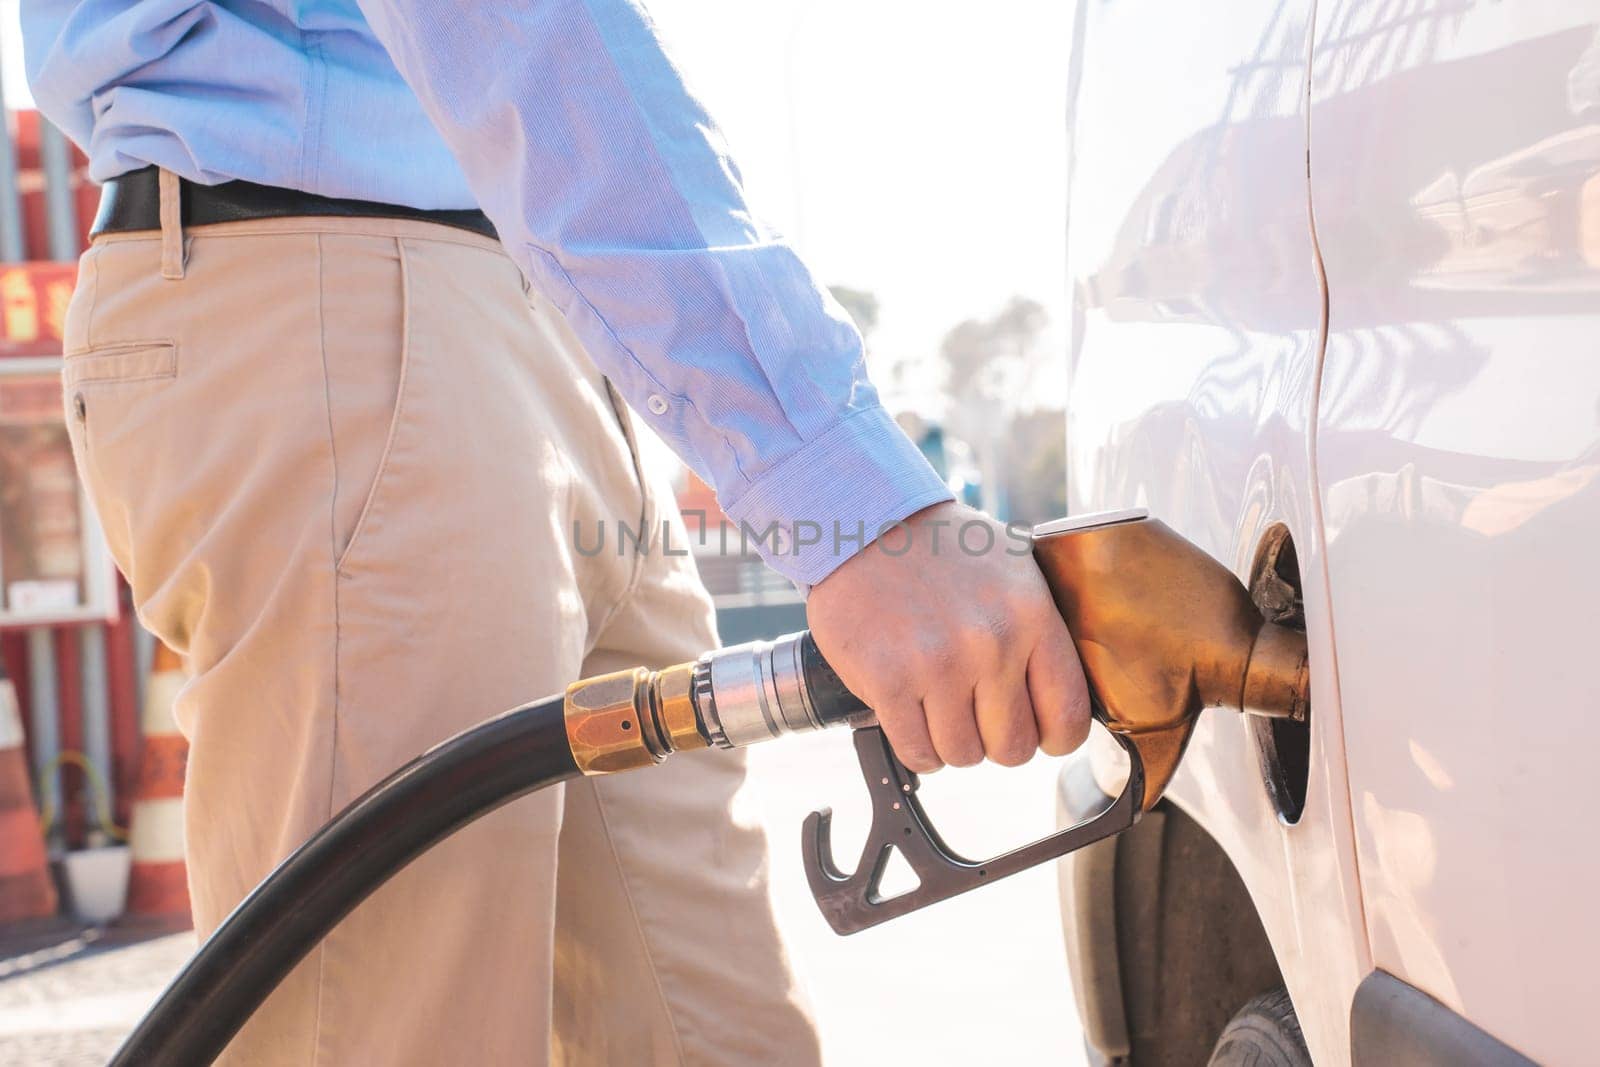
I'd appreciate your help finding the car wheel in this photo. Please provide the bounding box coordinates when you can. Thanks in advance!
[1207,988,1311,1066]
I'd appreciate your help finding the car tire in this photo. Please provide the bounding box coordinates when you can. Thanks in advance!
[1207,988,1312,1066]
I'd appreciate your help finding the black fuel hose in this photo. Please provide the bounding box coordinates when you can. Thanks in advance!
[114,630,867,1064]
[110,693,578,1067]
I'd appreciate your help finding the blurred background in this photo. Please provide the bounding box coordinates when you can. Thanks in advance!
[0,2,1089,1062]
[639,0,1078,630]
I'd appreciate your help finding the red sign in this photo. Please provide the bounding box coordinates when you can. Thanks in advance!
[0,263,76,358]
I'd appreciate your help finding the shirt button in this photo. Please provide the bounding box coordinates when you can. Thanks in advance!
[647,394,669,415]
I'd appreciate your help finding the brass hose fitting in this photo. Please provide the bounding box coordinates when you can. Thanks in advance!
[563,663,706,775]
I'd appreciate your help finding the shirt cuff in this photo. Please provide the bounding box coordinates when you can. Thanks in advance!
[721,405,956,590]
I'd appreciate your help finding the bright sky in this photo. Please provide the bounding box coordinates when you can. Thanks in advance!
[1,1,1071,407]
[645,0,1071,402]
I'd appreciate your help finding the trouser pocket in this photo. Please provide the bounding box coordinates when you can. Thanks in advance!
[61,340,180,583]
[56,231,399,656]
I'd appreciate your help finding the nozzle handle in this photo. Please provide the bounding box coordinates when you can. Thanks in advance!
[797,631,870,727]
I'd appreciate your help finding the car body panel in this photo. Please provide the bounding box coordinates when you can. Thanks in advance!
[1064,1,1367,1060]
[1310,5,1600,1063]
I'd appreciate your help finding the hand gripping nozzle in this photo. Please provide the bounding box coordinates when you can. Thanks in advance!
[561,509,1309,935]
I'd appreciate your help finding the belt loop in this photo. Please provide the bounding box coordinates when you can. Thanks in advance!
[158,169,186,280]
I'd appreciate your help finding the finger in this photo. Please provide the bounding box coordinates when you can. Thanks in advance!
[1028,619,1092,756]
[875,697,943,774]
[974,663,1038,767]
[923,685,984,768]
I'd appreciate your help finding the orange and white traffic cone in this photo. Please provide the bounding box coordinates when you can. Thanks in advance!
[122,642,190,928]
[0,657,58,922]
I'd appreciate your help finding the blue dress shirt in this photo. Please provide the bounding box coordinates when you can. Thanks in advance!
[22,0,952,587]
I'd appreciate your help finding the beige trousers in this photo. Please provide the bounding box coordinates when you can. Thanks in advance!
[62,203,819,1065]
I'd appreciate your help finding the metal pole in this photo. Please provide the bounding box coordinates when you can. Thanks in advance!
[0,47,24,261]
[78,627,113,838]
[38,116,110,829]
[40,121,78,260]
[27,628,62,848]
[134,620,155,715]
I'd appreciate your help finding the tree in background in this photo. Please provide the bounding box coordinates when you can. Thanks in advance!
[828,285,880,341]
[825,286,1068,520]
[1004,409,1069,527]
[830,284,921,392]
[940,296,1046,399]
[938,296,1064,521]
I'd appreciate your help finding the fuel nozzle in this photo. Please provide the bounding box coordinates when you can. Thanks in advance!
[1032,509,1310,808]
[560,509,1310,933]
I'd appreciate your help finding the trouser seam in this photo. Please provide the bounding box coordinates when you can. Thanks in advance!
[587,782,690,1066]
[310,231,341,1067]
[334,238,414,576]
[585,379,654,644]
[85,246,101,348]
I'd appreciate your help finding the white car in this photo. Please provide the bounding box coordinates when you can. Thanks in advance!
[1054,4,1600,1065]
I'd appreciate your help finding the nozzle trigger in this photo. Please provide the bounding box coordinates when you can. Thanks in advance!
[802,725,1145,935]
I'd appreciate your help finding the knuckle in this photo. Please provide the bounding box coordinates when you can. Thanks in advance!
[1004,571,1048,611]
[936,657,965,685]
[989,719,1038,767]
[868,673,916,706]
[915,637,963,680]
[1041,730,1082,757]
[875,700,920,733]
[1038,739,1072,758]
[1026,601,1067,642]
[976,611,1016,657]
[990,744,1033,768]
[1040,701,1093,756]
[940,742,983,769]
[875,708,941,771]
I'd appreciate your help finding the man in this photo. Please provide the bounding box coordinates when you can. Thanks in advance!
[24,2,1091,1063]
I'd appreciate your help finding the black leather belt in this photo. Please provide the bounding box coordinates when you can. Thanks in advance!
[91,166,498,242]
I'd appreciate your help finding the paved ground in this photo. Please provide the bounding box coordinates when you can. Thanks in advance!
[0,925,195,1065]
[749,732,1090,1065]
[0,731,1087,1065]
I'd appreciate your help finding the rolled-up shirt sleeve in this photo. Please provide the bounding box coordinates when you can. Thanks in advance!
[354,0,952,587]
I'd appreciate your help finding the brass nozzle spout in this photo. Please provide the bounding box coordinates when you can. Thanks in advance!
[1033,515,1310,809]
[1242,620,1311,723]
